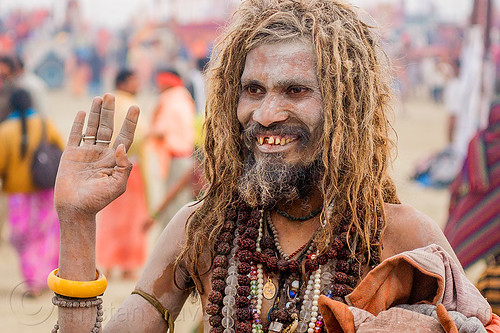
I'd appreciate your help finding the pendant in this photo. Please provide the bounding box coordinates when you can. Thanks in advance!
[263,278,277,300]
[269,321,283,333]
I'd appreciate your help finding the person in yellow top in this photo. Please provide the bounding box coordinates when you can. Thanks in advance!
[0,88,64,297]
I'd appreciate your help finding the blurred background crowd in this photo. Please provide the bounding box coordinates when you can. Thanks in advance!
[0,0,499,331]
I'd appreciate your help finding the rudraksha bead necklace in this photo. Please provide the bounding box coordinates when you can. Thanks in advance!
[206,202,380,333]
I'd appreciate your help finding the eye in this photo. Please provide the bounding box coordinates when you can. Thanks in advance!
[244,84,264,95]
[287,86,309,96]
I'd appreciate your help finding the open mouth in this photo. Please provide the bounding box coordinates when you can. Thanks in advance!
[256,135,298,146]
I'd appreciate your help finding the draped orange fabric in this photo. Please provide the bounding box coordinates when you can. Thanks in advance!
[96,164,148,270]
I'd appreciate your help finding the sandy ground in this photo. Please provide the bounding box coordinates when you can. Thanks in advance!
[0,90,480,332]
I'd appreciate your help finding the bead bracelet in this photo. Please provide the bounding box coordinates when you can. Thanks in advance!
[51,295,103,333]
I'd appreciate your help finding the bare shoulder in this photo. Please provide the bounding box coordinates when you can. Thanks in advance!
[381,203,461,267]
[104,202,203,331]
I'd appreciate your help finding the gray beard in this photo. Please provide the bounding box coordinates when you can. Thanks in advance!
[237,152,323,208]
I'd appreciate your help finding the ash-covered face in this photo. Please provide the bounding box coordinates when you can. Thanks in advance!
[236,41,325,207]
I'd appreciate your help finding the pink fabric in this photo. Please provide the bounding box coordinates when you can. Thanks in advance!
[402,244,492,324]
[344,244,492,325]
[356,307,445,332]
[319,245,494,332]
[8,189,60,292]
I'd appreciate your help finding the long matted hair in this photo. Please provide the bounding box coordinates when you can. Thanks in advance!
[176,0,400,291]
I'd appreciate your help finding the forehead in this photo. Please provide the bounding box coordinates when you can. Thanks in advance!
[241,40,317,84]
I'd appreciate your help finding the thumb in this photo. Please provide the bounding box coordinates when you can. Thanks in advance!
[115,144,130,168]
[112,144,132,194]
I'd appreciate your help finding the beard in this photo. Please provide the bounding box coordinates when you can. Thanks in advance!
[237,122,324,208]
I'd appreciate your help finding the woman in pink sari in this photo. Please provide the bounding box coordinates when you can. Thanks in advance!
[0,89,64,296]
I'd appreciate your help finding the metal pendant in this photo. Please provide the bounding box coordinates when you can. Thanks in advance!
[263,279,277,300]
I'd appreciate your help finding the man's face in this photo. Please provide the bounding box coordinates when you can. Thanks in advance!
[237,40,324,165]
[236,40,325,206]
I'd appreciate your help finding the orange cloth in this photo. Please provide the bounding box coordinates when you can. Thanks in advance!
[149,86,195,177]
[96,163,148,270]
[0,114,64,193]
[319,298,355,333]
[96,90,149,270]
[435,303,459,333]
[487,314,500,333]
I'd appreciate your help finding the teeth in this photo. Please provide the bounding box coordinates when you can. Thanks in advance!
[257,136,294,146]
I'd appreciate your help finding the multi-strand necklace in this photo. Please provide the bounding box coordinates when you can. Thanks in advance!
[206,202,379,333]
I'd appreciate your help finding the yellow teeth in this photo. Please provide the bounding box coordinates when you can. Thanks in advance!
[258,136,293,146]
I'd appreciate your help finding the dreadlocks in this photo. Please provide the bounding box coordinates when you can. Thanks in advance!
[176,0,400,289]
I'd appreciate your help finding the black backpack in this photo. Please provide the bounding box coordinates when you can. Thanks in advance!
[31,119,62,189]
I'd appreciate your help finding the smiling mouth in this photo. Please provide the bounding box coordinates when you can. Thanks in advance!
[256,135,298,146]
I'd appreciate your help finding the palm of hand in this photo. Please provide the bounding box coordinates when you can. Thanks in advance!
[54,94,139,219]
[55,145,127,216]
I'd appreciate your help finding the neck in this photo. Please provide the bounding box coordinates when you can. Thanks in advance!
[274,188,323,222]
[270,190,323,257]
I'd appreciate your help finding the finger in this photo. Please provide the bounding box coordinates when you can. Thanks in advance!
[96,93,115,146]
[113,105,140,151]
[68,111,87,146]
[82,97,103,145]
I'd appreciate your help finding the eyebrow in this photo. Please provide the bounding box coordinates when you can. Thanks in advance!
[240,79,261,86]
[240,78,319,88]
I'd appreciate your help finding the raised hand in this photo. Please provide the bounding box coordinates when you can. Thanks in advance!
[54,94,140,219]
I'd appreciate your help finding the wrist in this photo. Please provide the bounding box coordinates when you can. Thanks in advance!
[57,205,96,226]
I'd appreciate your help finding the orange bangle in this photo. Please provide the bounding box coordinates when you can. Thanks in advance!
[47,269,107,298]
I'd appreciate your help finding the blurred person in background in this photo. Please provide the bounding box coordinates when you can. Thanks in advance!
[0,54,48,121]
[0,55,17,123]
[442,59,462,144]
[0,88,64,297]
[147,68,195,229]
[0,55,18,242]
[13,55,48,116]
[0,54,49,242]
[95,69,149,280]
[444,100,500,314]
[87,46,105,96]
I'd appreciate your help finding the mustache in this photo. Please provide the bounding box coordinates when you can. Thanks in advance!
[242,122,311,149]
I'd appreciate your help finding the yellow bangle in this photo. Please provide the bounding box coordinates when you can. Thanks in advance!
[47,269,107,298]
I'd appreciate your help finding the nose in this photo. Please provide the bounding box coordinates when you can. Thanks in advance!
[252,94,289,127]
